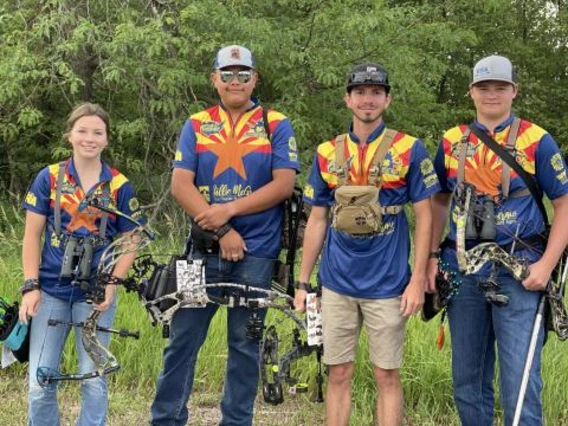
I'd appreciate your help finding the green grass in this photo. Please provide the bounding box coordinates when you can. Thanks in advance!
[1,202,568,425]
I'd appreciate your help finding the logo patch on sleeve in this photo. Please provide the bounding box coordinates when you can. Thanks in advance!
[304,184,314,200]
[129,197,140,212]
[25,192,37,207]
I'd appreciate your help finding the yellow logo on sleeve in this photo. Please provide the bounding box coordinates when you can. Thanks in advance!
[304,184,314,200]
[25,192,37,207]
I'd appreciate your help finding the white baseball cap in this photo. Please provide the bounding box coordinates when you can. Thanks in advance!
[213,45,255,70]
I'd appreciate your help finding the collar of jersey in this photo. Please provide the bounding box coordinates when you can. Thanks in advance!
[347,121,386,145]
[65,157,113,187]
[473,113,516,134]
[219,96,260,114]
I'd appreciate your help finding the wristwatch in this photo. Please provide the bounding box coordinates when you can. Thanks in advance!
[294,281,311,292]
[429,251,440,260]
[215,223,232,239]
[20,278,40,295]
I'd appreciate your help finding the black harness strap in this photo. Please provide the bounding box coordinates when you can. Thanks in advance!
[263,108,271,141]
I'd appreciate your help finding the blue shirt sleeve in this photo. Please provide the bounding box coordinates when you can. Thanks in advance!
[22,167,51,216]
[535,133,568,200]
[115,181,144,233]
[433,140,450,193]
[270,118,301,172]
[304,152,334,207]
[407,140,441,202]
[173,120,197,172]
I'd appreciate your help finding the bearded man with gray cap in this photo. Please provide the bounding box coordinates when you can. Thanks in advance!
[428,55,568,425]
[150,45,299,426]
[295,62,439,426]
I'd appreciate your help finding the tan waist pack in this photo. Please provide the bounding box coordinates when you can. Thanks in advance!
[332,185,382,234]
[330,129,398,235]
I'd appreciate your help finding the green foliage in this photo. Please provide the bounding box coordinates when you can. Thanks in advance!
[3,0,568,203]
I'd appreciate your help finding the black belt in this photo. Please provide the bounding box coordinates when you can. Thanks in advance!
[441,234,544,253]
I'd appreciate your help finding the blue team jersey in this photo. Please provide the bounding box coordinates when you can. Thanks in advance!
[23,158,142,301]
[304,123,440,299]
[173,99,300,258]
[434,115,568,274]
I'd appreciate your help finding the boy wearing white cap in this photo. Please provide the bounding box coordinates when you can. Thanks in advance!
[150,45,299,426]
[428,55,568,425]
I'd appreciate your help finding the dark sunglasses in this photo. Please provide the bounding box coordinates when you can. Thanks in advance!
[219,70,253,84]
[350,70,388,85]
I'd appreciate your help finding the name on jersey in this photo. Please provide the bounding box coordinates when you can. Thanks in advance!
[496,210,517,226]
[213,184,253,201]
[377,221,395,236]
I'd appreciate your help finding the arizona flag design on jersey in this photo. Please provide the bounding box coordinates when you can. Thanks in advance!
[434,115,568,272]
[46,162,127,234]
[304,123,439,299]
[194,107,275,180]
[23,158,141,301]
[174,100,300,258]
[440,119,540,197]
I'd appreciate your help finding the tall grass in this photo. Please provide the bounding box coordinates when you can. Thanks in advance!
[1,200,568,425]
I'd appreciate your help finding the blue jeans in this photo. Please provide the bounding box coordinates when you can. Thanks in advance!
[447,274,544,426]
[150,254,275,426]
[28,291,117,426]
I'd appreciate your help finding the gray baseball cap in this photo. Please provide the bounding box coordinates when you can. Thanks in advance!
[471,55,516,86]
[213,45,255,70]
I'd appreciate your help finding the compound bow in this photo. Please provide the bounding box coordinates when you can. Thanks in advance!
[259,286,324,405]
[446,182,568,339]
[37,197,155,389]
[114,250,325,405]
[454,182,531,280]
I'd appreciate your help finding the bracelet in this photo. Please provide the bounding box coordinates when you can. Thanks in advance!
[20,278,40,295]
[108,275,125,285]
[429,251,440,260]
[214,223,232,240]
[294,281,311,292]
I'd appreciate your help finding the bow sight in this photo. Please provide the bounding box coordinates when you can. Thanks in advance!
[260,285,324,406]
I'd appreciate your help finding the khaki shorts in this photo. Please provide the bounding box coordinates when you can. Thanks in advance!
[321,287,407,369]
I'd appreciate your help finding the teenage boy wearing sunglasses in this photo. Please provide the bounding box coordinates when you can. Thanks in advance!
[150,45,300,426]
[295,62,440,426]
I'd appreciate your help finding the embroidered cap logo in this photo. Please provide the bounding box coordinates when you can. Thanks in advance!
[230,47,241,59]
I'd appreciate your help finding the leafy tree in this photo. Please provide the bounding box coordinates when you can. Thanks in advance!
[1,0,567,210]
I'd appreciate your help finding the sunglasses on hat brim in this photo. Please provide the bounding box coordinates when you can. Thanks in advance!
[348,70,389,87]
